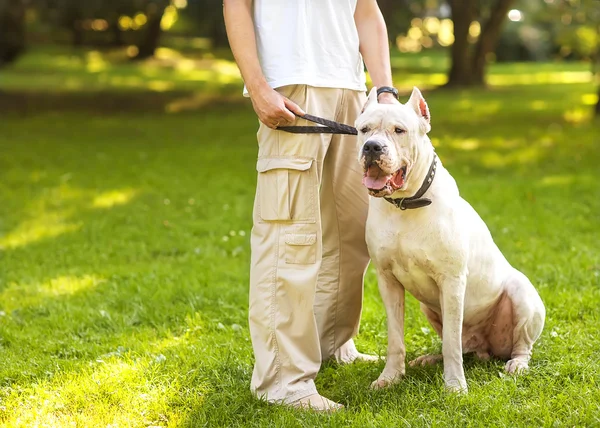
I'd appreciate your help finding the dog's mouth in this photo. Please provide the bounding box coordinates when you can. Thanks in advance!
[362,164,407,197]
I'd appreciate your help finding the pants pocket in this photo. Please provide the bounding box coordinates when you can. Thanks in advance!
[284,233,317,264]
[256,156,316,223]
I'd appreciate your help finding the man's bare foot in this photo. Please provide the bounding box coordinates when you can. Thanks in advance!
[334,339,382,364]
[289,393,344,412]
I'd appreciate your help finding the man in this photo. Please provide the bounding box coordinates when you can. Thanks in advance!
[224,0,398,411]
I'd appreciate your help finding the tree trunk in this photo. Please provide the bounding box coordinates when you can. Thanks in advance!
[471,0,516,85]
[446,0,476,87]
[377,0,397,43]
[135,3,166,60]
[72,23,84,47]
[0,0,26,66]
[111,22,125,46]
[209,20,229,48]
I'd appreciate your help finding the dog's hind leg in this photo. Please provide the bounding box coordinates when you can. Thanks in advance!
[502,269,545,374]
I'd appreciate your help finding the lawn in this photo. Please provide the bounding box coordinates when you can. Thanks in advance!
[0,46,599,427]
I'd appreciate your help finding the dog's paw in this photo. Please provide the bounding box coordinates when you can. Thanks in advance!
[370,375,402,390]
[409,354,443,367]
[505,358,529,374]
[444,378,468,394]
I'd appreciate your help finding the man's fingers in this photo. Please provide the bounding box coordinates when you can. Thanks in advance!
[279,106,296,123]
[283,98,306,117]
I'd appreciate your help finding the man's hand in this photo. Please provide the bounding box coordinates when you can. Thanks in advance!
[224,0,306,129]
[377,92,399,105]
[249,84,306,129]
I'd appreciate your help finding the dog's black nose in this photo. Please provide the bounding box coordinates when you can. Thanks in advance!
[362,140,384,156]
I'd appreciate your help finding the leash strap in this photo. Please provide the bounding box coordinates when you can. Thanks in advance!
[277,113,358,135]
[384,153,438,210]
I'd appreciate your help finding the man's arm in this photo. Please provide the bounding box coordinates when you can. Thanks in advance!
[223,0,304,128]
[354,0,397,104]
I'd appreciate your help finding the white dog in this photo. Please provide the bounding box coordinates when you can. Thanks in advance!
[356,87,545,393]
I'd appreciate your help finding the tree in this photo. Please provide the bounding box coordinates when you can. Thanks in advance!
[0,0,26,66]
[446,0,516,87]
[539,0,600,116]
[187,0,229,48]
[134,0,169,59]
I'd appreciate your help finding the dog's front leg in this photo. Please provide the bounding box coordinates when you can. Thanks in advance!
[371,269,405,389]
[440,274,468,393]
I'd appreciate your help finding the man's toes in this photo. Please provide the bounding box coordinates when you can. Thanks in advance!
[505,359,529,374]
[289,393,344,412]
[444,379,468,394]
[354,352,383,363]
[409,354,442,367]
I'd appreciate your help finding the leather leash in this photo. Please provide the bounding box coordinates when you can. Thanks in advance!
[277,113,358,135]
[277,112,438,211]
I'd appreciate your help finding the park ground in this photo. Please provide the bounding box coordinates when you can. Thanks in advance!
[0,46,599,427]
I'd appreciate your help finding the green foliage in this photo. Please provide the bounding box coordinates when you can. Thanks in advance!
[0,47,599,426]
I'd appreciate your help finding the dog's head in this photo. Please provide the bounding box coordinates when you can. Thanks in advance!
[355,86,431,197]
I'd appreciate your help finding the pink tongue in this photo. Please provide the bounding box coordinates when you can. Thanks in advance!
[362,165,390,190]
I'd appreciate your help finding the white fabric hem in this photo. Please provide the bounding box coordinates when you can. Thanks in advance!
[243,78,367,97]
[252,383,319,404]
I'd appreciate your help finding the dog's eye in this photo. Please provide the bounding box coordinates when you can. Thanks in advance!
[394,127,406,134]
[360,127,370,133]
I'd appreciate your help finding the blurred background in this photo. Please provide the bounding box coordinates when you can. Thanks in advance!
[0,1,599,426]
[0,0,598,112]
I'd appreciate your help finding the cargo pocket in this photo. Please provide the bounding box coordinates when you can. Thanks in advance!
[256,157,316,223]
[285,233,317,264]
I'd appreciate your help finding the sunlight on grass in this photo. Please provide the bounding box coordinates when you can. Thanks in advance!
[581,93,598,105]
[165,92,240,113]
[563,108,590,124]
[92,189,138,209]
[489,71,592,86]
[86,51,109,73]
[1,185,141,249]
[479,146,542,169]
[449,139,480,151]
[0,275,104,311]
[0,216,82,249]
[109,75,145,88]
[1,356,190,427]
[537,175,576,187]
[387,72,448,89]
[148,80,176,92]
[0,184,85,248]
[531,100,548,111]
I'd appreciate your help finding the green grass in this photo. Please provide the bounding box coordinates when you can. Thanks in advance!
[0,46,599,426]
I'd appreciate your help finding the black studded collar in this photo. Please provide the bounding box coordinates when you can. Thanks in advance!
[384,153,437,210]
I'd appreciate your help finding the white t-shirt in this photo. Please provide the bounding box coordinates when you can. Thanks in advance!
[244,0,367,95]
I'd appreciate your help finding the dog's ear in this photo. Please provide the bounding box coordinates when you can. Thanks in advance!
[361,87,378,113]
[408,86,431,133]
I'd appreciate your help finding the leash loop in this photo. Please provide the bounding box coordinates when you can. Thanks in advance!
[277,113,358,135]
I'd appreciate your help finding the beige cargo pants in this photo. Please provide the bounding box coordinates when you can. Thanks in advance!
[249,85,370,403]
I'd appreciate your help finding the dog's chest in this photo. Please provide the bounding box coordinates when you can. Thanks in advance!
[370,226,442,307]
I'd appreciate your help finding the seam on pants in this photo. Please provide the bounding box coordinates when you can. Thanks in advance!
[272,223,282,391]
[328,88,347,355]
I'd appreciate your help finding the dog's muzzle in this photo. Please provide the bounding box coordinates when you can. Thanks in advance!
[361,139,386,165]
